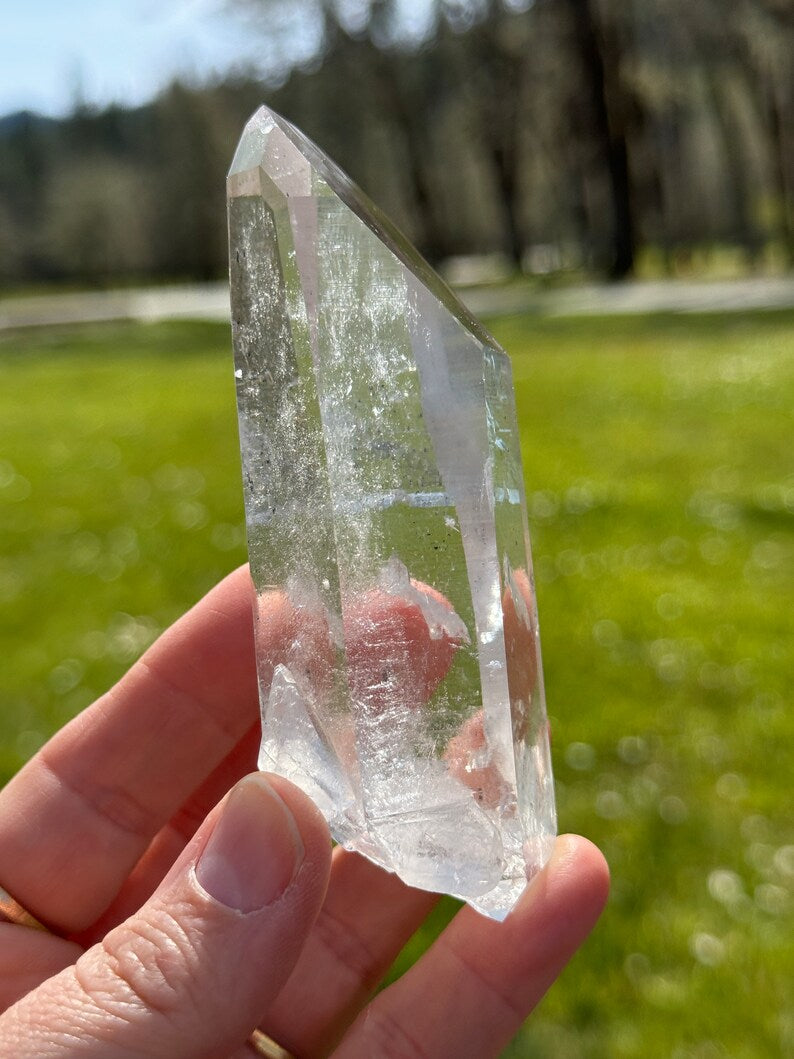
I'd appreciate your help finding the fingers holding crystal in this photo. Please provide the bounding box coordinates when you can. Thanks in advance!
[443,711,511,810]
[502,566,539,743]
[256,588,337,701]
[0,556,469,928]
[333,836,609,1059]
[257,847,439,1058]
[73,724,263,945]
[0,775,332,1059]
[255,570,467,718]
[0,566,263,934]
[344,575,467,712]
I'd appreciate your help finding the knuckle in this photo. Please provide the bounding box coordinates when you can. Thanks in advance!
[354,1007,433,1059]
[445,940,525,1024]
[79,909,200,1023]
[313,905,381,993]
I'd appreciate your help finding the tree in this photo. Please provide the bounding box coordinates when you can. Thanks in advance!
[559,0,635,277]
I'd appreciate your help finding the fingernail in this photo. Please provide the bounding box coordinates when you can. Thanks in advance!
[196,775,304,911]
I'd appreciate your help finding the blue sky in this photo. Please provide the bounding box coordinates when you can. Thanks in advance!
[0,0,442,119]
[0,0,314,117]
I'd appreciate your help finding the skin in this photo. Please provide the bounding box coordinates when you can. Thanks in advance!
[0,566,609,1058]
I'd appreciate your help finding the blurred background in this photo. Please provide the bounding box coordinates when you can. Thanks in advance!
[0,1,792,1057]
[1,0,793,286]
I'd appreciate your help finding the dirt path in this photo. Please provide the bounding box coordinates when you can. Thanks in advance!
[1,276,792,331]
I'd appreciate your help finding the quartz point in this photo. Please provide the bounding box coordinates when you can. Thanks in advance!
[228,105,556,919]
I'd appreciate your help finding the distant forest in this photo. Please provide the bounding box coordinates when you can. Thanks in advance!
[0,0,791,287]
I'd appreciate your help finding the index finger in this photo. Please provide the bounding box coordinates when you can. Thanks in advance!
[0,565,260,933]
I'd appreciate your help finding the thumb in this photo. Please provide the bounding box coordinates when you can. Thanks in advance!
[0,774,331,1058]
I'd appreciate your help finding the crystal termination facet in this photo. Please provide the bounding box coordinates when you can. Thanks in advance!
[228,105,556,919]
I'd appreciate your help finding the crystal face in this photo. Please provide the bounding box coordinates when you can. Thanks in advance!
[228,105,556,919]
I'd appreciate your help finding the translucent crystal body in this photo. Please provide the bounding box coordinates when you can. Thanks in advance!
[228,105,556,919]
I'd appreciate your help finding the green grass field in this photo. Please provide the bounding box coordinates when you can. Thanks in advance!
[1,310,792,1057]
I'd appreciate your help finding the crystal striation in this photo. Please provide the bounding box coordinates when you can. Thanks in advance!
[228,105,556,919]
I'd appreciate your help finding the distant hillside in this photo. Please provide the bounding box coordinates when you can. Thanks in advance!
[0,110,57,135]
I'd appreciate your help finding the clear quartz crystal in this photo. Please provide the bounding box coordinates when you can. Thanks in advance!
[228,105,556,919]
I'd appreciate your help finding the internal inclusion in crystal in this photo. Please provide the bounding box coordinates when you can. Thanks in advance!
[228,105,556,919]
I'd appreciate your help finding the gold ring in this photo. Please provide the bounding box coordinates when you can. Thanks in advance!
[247,1027,295,1058]
[0,884,48,931]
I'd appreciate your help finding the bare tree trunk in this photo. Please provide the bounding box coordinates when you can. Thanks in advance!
[702,68,760,259]
[454,4,529,268]
[564,0,635,278]
[764,78,794,263]
[366,48,451,261]
[491,141,524,267]
[325,7,450,262]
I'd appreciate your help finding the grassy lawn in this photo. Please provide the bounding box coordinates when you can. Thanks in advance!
[1,310,792,1057]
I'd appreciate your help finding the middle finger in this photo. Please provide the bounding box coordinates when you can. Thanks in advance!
[259,848,440,1058]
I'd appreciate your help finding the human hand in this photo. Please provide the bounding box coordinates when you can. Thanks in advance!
[0,567,609,1057]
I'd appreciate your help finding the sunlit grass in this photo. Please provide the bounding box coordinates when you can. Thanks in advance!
[1,311,792,1057]
[501,311,793,1058]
